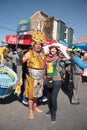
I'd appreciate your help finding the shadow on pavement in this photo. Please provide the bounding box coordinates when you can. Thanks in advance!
[61,81,73,103]
[61,71,74,103]
[0,89,18,104]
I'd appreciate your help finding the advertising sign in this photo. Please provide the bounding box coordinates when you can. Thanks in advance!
[5,35,32,45]
[6,35,16,44]
[17,24,30,33]
[18,18,30,25]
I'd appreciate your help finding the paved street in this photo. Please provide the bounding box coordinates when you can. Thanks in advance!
[0,82,87,130]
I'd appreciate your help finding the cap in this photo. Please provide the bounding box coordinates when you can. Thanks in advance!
[73,48,81,52]
[66,47,81,53]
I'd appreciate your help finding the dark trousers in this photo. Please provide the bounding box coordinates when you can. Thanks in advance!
[47,80,62,117]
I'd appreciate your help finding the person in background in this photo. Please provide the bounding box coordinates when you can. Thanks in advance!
[14,48,32,106]
[45,45,70,123]
[18,31,47,119]
[3,47,13,69]
[14,49,28,105]
[68,48,87,104]
[82,53,87,82]
[0,56,1,65]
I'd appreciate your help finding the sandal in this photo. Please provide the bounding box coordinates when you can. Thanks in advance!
[29,110,34,119]
[34,107,43,113]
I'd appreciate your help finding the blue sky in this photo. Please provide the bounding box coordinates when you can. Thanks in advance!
[0,0,87,42]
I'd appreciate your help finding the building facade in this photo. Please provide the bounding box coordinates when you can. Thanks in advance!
[21,11,74,43]
[57,20,66,41]
[64,27,74,43]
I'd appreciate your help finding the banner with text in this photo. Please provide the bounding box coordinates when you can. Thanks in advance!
[5,35,32,45]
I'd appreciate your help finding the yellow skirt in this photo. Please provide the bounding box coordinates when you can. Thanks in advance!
[24,74,35,100]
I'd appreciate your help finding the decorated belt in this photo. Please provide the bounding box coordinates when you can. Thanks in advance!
[27,68,45,79]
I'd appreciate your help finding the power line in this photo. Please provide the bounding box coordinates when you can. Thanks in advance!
[0,25,16,32]
[0,20,17,28]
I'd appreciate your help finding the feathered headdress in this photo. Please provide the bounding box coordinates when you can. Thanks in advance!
[32,30,46,46]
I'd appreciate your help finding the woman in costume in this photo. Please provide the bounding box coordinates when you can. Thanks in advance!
[20,31,47,119]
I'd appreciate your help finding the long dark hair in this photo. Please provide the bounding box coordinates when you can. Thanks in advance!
[49,46,59,55]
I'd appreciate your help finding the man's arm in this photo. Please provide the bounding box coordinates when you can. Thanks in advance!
[74,56,87,69]
[22,51,30,63]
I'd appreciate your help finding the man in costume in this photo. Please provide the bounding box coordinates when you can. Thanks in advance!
[21,31,47,119]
